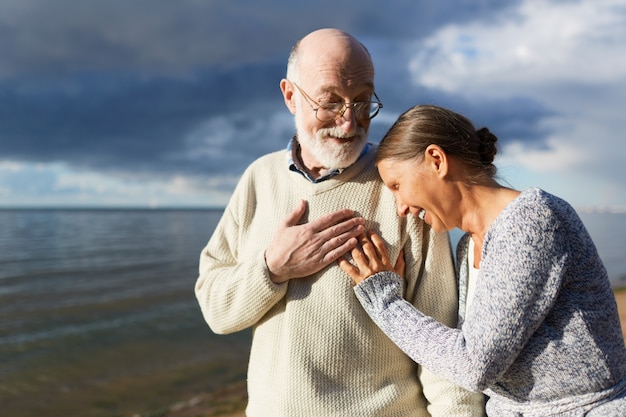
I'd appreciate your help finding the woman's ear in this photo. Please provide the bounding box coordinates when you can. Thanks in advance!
[280,79,297,115]
[425,144,448,178]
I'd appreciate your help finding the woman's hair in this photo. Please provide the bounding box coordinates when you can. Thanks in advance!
[376,104,499,184]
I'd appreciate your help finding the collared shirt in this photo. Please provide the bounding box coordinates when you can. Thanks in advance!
[286,136,371,183]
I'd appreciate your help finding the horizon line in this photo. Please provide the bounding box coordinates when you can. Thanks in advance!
[2,205,626,214]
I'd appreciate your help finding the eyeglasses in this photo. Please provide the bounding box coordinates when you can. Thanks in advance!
[291,81,383,122]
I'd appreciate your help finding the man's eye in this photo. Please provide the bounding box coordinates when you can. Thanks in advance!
[320,103,344,111]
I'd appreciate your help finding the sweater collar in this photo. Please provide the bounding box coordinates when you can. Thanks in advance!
[286,136,371,183]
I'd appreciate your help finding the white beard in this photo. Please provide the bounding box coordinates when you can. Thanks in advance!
[295,123,368,170]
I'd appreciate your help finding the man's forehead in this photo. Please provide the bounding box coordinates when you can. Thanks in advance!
[298,64,374,91]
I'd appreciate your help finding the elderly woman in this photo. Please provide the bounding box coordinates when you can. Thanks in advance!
[340,104,626,416]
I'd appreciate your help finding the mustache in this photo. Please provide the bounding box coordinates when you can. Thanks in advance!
[316,126,367,140]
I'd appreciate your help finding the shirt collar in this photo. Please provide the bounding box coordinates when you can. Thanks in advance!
[286,136,371,183]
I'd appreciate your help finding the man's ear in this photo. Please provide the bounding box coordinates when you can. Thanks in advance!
[425,144,448,178]
[280,79,297,115]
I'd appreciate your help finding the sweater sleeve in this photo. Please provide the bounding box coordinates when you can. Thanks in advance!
[403,225,486,416]
[355,270,480,392]
[354,199,567,394]
[194,167,288,334]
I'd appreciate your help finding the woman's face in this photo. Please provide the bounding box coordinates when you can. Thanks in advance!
[377,157,451,233]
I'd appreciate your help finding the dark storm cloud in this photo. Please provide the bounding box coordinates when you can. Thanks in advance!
[0,62,288,177]
[0,0,523,77]
[369,60,556,151]
[0,0,538,181]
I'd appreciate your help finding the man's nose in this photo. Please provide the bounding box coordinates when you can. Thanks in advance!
[335,105,358,130]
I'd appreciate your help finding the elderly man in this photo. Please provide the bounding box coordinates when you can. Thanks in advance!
[195,28,485,417]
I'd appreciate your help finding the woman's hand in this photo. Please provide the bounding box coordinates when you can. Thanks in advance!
[338,231,405,285]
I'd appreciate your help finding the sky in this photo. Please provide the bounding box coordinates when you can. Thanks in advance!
[0,0,625,210]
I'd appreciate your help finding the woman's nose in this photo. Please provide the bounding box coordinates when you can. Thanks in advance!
[396,201,410,217]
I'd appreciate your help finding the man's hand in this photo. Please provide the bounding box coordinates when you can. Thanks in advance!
[265,200,365,284]
[339,231,405,285]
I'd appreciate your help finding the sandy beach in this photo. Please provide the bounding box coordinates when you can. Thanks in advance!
[163,288,626,417]
[615,288,626,346]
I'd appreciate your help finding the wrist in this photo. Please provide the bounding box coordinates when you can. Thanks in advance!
[264,250,285,284]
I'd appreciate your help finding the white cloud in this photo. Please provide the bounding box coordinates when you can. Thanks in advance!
[500,136,584,173]
[404,0,626,208]
[0,161,24,171]
[0,161,232,208]
[410,0,626,93]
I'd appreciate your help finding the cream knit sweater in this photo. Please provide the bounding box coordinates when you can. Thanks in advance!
[195,145,485,416]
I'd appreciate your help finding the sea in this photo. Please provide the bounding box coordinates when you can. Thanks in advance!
[1,208,625,417]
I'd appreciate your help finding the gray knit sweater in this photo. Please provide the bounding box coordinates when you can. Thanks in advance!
[354,188,626,416]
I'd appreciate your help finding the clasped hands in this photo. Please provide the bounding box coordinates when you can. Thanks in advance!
[264,200,404,284]
[339,231,405,285]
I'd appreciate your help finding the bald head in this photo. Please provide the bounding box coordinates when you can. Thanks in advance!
[286,28,374,87]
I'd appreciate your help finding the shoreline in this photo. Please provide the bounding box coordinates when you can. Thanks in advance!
[162,288,626,417]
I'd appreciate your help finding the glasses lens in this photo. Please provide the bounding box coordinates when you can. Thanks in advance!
[315,101,381,121]
[354,102,378,119]
[368,102,381,119]
[316,103,343,122]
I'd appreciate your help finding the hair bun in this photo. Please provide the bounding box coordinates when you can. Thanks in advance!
[476,127,498,165]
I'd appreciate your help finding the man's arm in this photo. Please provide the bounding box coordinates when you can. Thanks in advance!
[196,194,365,334]
[195,201,286,334]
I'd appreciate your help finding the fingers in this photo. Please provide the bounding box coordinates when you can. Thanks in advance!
[338,248,372,285]
[358,231,392,269]
[319,238,355,268]
[344,230,400,272]
[337,231,406,286]
[306,207,365,252]
[316,215,365,259]
[310,207,363,233]
[267,203,364,283]
[338,257,359,280]
[358,233,378,264]
[272,202,403,284]
[369,232,390,261]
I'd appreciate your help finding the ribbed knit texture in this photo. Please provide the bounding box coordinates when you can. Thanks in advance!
[195,145,486,416]
[355,188,626,416]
